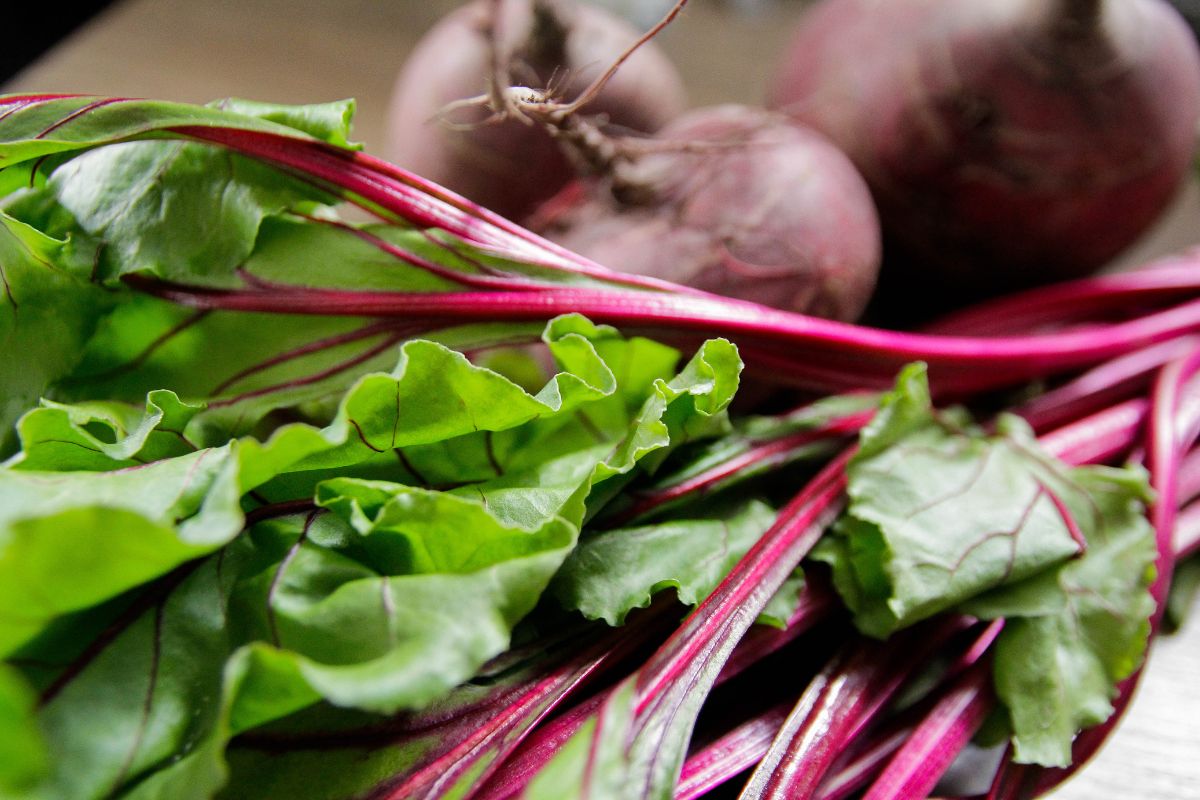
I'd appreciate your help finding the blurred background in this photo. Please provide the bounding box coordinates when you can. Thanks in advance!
[6,0,1199,270]
[2,0,816,150]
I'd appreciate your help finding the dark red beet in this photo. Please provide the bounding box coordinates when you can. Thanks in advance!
[768,0,1200,298]
[530,105,882,322]
[386,0,686,221]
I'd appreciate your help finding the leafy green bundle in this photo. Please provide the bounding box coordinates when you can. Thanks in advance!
[0,95,1194,800]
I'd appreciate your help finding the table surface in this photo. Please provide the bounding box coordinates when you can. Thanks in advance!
[4,1,1199,798]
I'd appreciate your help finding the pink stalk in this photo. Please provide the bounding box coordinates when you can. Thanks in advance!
[815,725,913,800]
[472,693,605,800]
[126,272,1200,396]
[726,343,903,393]
[1176,445,1200,504]
[364,617,661,800]
[172,126,699,295]
[9,94,1199,335]
[474,581,838,800]
[607,410,872,527]
[859,665,995,800]
[738,619,970,800]
[923,258,1200,336]
[815,623,1006,800]
[13,95,1200,402]
[675,703,792,800]
[1036,398,1149,465]
[1016,338,1199,433]
[632,454,849,711]
[1175,499,1200,559]
[983,752,1030,800]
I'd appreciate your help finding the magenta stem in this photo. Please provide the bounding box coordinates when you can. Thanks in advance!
[740,618,971,800]
[815,725,913,800]
[812,616,1001,800]
[475,580,836,800]
[172,126,703,296]
[1036,397,1148,465]
[610,410,871,527]
[634,454,850,709]
[126,272,1200,396]
[675,703,792,800]
[860,665,995,800]
[924,260,1200,336]
[369,617,659,800]
[1016,338,1199,433]
[1175,499,1200,560]
[984,751,1030,800]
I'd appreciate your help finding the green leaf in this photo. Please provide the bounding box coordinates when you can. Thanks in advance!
[0,95,353,169]
[238,215,607,294]
[31,553,235,800]
[852,362,933,462]
[21,492,573,800]
[62,294,410,439]
[224,319,632,479]
[0,664,47,796]
[814,368,1090,638]
[552,499,778,625]
[216,98,357,149]
[976,467,1157,767]
[0,444,244,656]
[807,367,1158,768]
[0,98,354,450]
[2,98,354,294]
[0,211,112,454]
[0,320,720,665]
[231,320,734,529]
[246,492,577,710]
[44,108,344,286]
[7,389,202,470]
[4,324,742,799]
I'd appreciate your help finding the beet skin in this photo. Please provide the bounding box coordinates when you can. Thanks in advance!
[386,0,687,221]
[531,105,883,323]
[769,0,1200,297]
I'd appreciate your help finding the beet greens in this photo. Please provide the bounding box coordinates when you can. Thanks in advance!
[0,94,1197,800]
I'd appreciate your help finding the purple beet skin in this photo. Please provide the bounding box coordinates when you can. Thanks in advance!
[532,105,883,322]
[769,0,1200,296]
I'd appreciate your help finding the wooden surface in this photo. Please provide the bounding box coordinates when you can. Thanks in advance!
[4,1,1199,798]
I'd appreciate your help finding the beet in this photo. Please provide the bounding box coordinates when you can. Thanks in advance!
[385,0,687,221]
[530,105,883,322]
[768,0,1200,299]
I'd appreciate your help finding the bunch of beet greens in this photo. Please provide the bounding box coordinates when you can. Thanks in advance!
[0,94,1198,800]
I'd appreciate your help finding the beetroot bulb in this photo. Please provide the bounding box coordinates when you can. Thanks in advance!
[768,0,1200,298]
[385,0,687,221]
[528,105,883,322]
